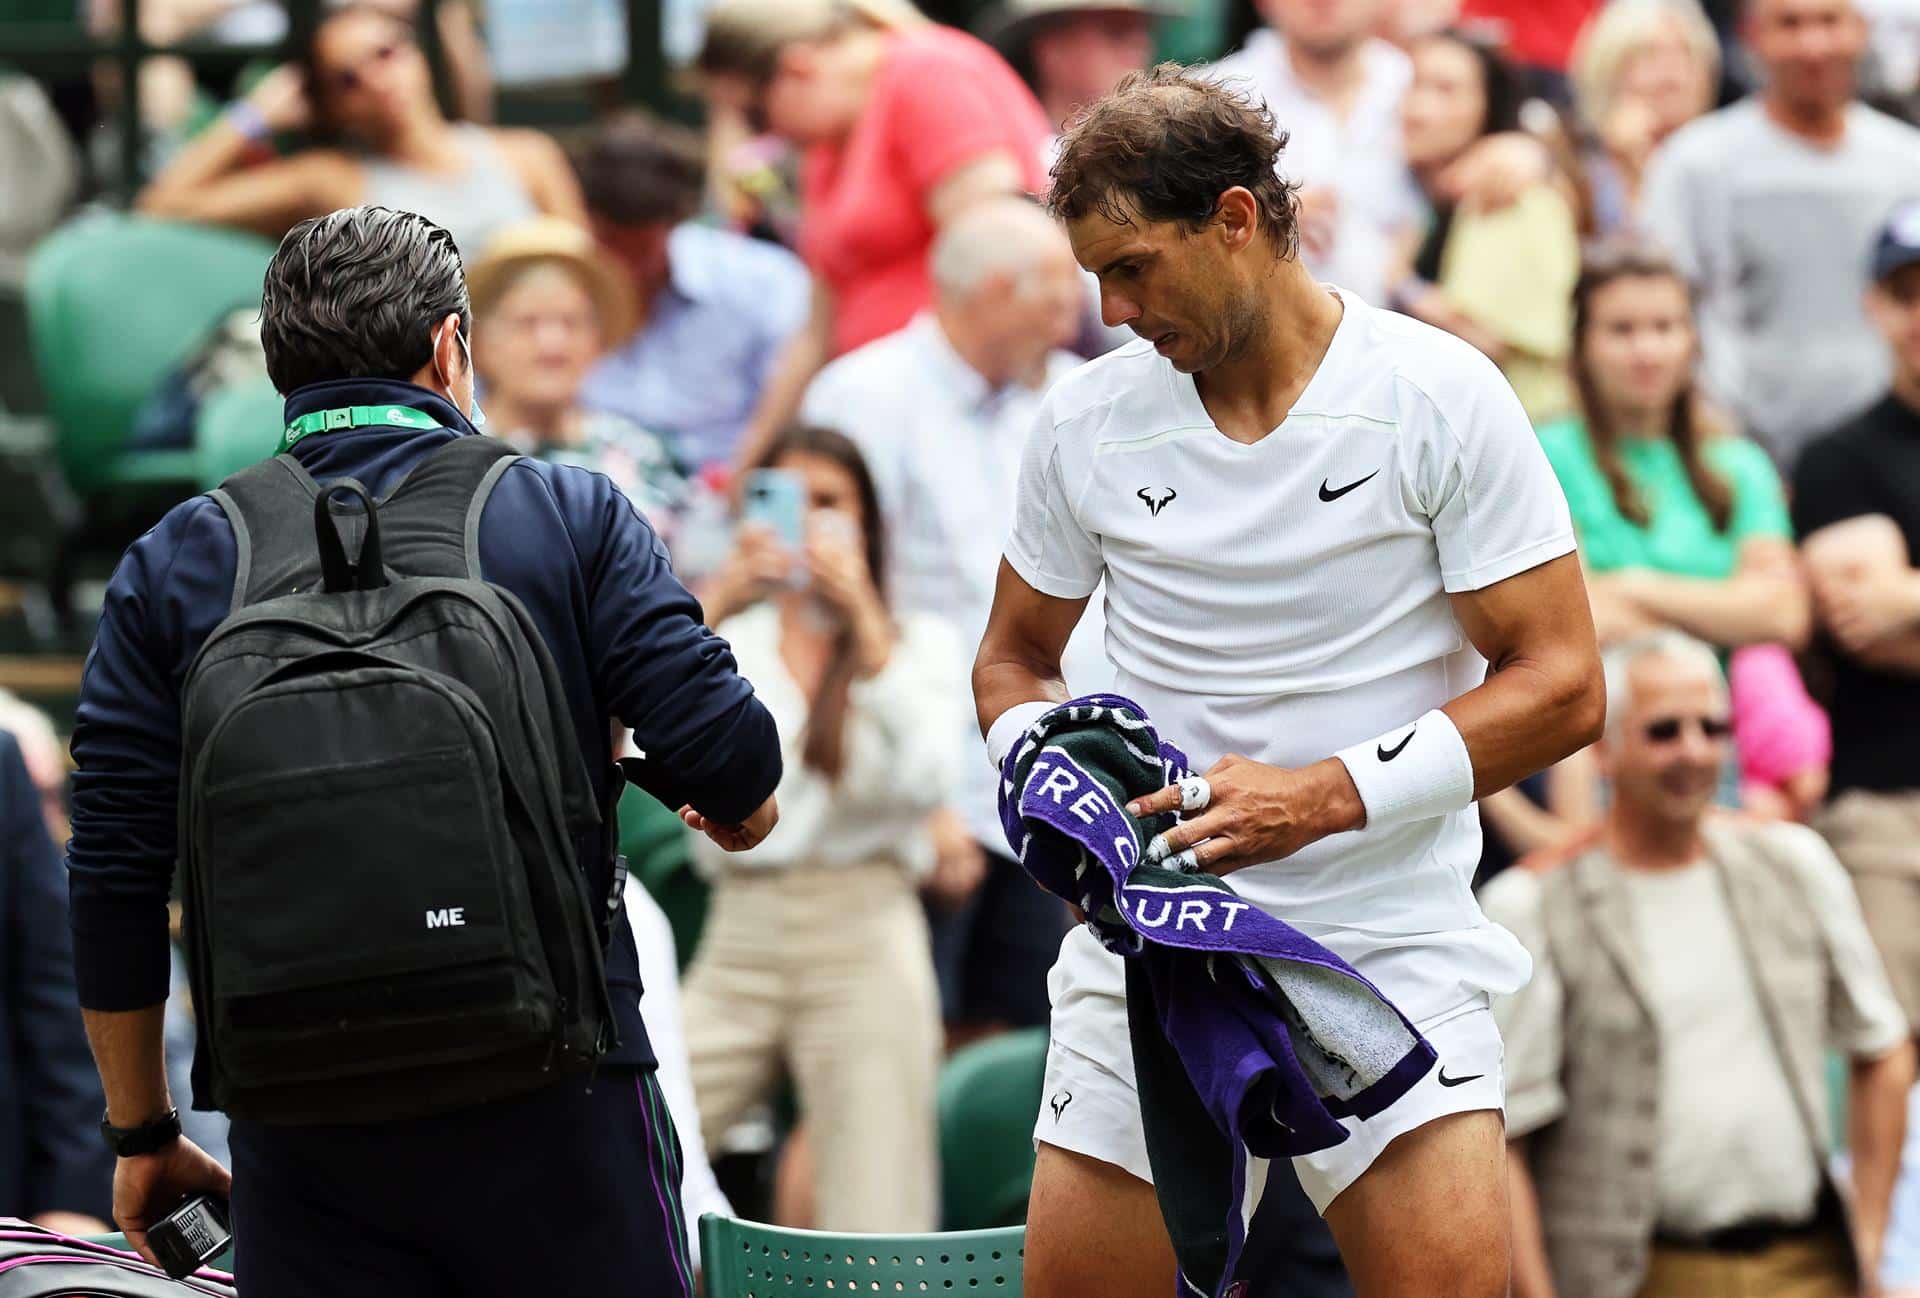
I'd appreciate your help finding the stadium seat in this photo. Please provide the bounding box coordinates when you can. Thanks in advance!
[196,378,285,489]
[937,1028,1049,1231]
[618,782,709,972]
[699,1215,1024,1297]
[26,213,274,498]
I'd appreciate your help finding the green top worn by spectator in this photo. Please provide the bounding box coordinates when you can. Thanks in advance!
[1536,416,1794,578]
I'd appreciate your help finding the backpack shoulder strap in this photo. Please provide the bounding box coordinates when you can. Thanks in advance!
[209,453,326,611]
[379,435,521,580]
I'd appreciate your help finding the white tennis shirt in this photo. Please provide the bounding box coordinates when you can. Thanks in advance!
[1005,292,1575,1020]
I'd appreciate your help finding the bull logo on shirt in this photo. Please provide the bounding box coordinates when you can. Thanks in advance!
[1136,486,1177,516]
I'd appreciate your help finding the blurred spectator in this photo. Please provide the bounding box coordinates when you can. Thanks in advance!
[0,729,113,1234]
[979,0,1168,135]
[695,0,1054,475]
[135,3,583,257]
[1390,30,1579,422]
[799,197,1102,1033]
[1567,0,1722,238]
[1796,198,1920,1033]
[0,693,67,843]
[683,424,961,1231]
[1484,631,1914,1298]
[1541,245,1810,652]
[624,874,733,1268]
[574,115,810,474]
[1209,0,1557,304]
[1455,0,1603,99]
[1641,0,1920,469]
[1207,0,1418,301]
[467,217,690,528]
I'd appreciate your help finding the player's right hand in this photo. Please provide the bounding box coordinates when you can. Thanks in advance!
[112,1137,231,1269]
[1125,754,1365,876]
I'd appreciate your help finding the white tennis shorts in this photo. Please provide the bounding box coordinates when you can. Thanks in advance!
[1033,925,1507,1214]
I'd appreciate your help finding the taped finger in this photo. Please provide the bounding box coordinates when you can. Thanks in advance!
[1178,775,1212,812]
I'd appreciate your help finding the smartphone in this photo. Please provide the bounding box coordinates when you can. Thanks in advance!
[741,469,807,549]
[148,1194,232,1280]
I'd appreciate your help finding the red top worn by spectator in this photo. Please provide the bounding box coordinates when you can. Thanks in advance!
[1458,0,1601,74]
[799,25,1052,356]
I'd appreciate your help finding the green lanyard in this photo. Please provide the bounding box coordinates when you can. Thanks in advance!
[278,404,445,455]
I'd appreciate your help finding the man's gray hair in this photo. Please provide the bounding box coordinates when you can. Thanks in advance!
[260,206,469,394]
[929,197,1071,301]
[1601,629,1724,735]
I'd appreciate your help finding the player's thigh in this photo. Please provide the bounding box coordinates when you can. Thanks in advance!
[1321,1109,1509,1298]
[1024,1142,1177,1298]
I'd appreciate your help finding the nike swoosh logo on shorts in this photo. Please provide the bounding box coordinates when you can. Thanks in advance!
[1437,1068,1483,1087]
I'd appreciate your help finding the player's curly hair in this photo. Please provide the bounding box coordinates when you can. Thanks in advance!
[1048,63,1302,259]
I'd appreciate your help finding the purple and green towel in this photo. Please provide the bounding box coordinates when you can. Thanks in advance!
[998,695,1435,1298]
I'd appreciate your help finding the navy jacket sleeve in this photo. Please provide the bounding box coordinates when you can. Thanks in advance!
[66,501,233,1012]
[541,464,781,825]
[4,731,116,1218]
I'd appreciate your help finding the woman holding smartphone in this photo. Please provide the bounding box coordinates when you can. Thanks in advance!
[684,425,963,1232]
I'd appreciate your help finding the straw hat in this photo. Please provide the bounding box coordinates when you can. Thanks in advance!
[977,0,1179,54]
[466,217,639,347]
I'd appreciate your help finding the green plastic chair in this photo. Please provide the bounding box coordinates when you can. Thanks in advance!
[699,1216,1024,1297]
[618,782,710,972]
[25,213,274,498]
[937,1028,1049,1231]
[195,377,286,489]
[85,1229,236,1275]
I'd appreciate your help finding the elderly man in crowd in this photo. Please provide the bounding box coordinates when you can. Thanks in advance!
[799,196,1098,1037]
[1483,631,1914,1298]
[1642,0,1920,468]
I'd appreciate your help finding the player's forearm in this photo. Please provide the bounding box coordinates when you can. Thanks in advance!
[971,651,1069,740]
[1445,646,1605,801]
[81,1005,173,1127]
[1848,1041,1915,1267]
[1506,1143,1559,1298]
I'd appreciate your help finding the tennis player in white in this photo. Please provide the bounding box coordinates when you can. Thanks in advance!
[973,67,1604,1298]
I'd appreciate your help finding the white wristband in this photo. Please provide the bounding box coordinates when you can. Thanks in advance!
[1333,709,1474,829]
[986,700,1054,771]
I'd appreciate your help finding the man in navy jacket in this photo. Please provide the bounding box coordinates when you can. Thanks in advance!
[1,728,114,1232]
[66,206,781,1297]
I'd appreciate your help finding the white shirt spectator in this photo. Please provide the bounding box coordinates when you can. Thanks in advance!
[1642,99,1920,465]
[690,606,965,876]
[1207,28,1420,303]
[801,313,1110,848]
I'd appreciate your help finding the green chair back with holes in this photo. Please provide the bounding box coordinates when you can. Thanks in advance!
[698,1216,1024,1297]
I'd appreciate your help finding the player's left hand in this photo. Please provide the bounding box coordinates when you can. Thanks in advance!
[1124,754,1365,876]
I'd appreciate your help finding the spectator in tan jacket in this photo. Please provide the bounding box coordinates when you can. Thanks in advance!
[1483,631,1914,1298]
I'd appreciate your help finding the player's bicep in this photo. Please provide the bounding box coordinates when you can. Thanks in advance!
[1447,552,1597,679]
[1006,409,1102,600]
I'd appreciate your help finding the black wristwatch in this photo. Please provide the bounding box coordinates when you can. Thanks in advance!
[100,1108,182,1157]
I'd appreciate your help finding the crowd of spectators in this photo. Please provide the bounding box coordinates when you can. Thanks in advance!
[9,0,1920,1293]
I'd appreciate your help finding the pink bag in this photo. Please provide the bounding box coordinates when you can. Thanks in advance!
[1728,644,1831,789]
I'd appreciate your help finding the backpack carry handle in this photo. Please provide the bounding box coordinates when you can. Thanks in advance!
[314,479,388,592]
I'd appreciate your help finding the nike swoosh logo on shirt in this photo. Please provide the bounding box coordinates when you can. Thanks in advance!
[1318,470,1379,502]
[1437,1068,1484,1088]
[1377,729,1415,762]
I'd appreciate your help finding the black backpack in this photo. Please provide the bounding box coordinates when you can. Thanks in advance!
[179,436,618,1124]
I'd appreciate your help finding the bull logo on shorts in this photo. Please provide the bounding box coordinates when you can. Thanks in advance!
[1050,1089,1073,1121]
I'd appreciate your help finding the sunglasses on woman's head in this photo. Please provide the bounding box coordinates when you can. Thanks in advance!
[1643,716,1732,743]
